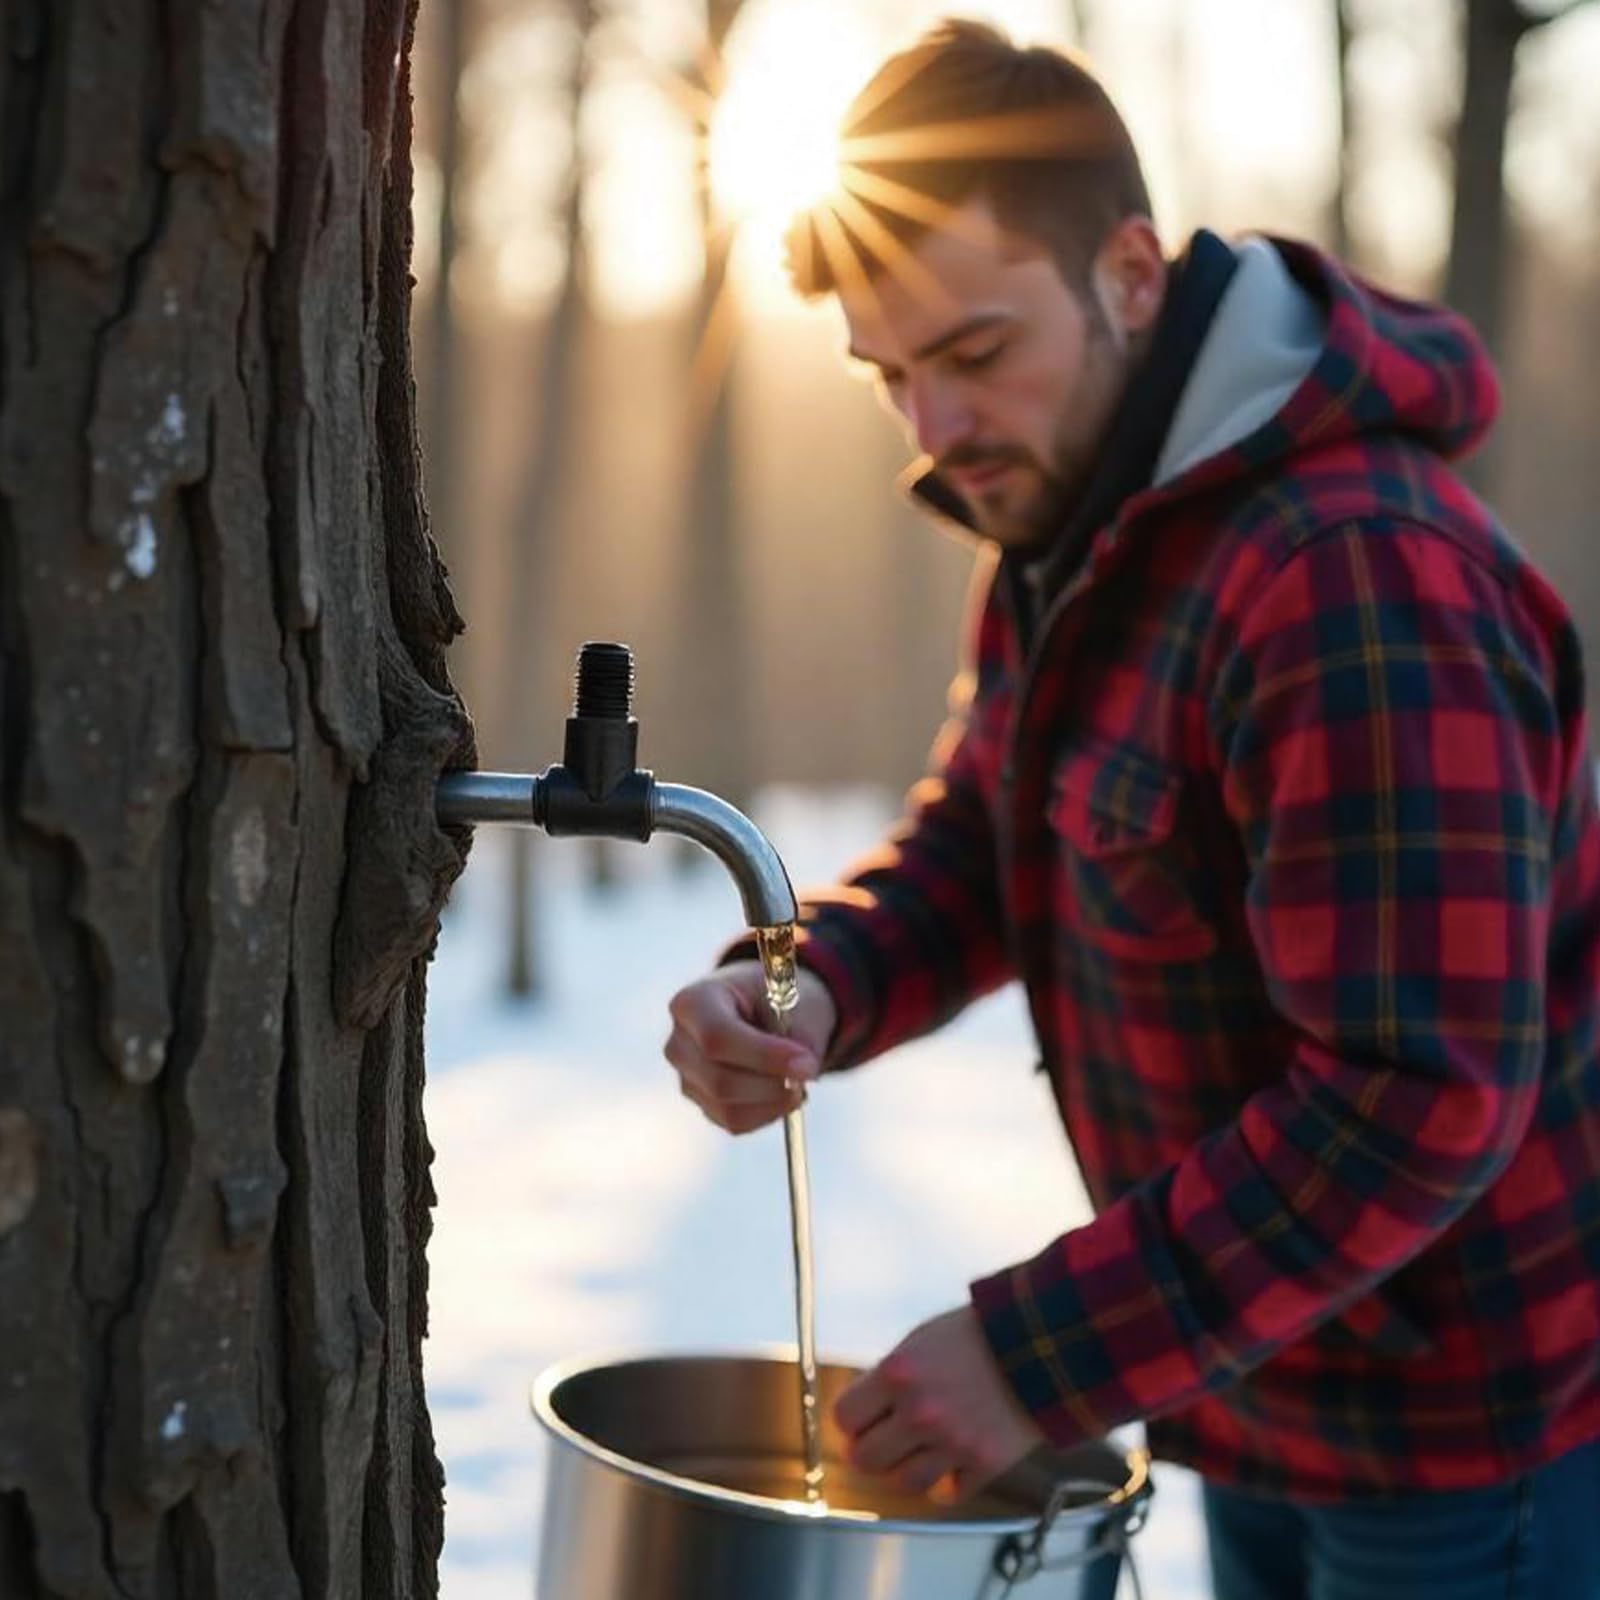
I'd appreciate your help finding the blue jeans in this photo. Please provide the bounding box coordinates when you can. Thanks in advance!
[1202,1438,1600,1599]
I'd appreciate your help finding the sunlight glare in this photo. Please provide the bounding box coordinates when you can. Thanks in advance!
[587,73,702,318]
[708,0,878,302]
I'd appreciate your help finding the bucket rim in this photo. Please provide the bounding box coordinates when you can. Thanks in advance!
[529,1347,1151,1538]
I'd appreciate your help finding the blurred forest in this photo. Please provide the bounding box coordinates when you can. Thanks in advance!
[407,0,1600,979]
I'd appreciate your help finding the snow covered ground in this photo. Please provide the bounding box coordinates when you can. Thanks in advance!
[423,788,1210,1597]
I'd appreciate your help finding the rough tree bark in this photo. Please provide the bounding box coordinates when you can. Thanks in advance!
[0,1,474,1595]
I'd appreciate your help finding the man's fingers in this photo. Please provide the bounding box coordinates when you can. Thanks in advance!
[666,1026,809,1106]
[689,1056,804,1108]
[678,1077,801,1135]
[663,971,826,1136]
[834,1369,893,1438]
[834,1309,1043,1505]
[888,1451,957,1499]
[669,983,819,1081]
[846,1407,929,1476]
[662,1030,780,1107]
[698,1011,818,1080]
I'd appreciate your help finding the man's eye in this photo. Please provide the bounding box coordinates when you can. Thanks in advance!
[950,343,1002,372]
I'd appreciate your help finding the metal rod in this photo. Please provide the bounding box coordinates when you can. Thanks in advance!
[436,770,539,827]
[651,782,797,929]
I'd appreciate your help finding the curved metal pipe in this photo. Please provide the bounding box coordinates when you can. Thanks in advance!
[436,771,797,931]
[651,783,797,929]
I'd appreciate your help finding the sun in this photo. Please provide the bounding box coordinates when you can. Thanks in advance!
[707,2,877,243]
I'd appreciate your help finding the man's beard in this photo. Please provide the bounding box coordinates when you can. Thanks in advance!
[941,437,1081,552]
[937,446,1056,545]
[943,306,1129,552]
[974,461,1071,551]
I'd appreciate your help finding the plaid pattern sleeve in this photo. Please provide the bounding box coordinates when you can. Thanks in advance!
[971,520,1568,1447]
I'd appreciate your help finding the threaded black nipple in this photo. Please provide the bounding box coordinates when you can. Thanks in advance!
[573,642,634,720]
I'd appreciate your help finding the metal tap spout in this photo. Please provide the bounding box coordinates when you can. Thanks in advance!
[650,784,796,928]
[433,642,797,931]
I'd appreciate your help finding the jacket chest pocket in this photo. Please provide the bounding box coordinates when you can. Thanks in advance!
[1047,739,1218,963]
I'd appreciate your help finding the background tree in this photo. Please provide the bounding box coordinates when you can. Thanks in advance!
[1448,0,1534,371]
[420,0,474,590]
[666,0,754,834]
[1445,0,1593,481]
[1330,0,1358,259]
[0,1,471,1592]
[500,0,601,994]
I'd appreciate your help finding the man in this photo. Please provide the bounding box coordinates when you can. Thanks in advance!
[662,21,1600,1597]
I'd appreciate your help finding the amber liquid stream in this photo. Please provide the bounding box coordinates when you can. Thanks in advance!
[755,923,826,1511]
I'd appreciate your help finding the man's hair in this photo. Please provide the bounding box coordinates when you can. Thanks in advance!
[786,19,1151,300]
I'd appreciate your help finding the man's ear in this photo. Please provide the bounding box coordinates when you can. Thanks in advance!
[1091,216,1166,342]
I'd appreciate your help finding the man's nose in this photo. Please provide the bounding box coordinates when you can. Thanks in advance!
[907,378,974,461]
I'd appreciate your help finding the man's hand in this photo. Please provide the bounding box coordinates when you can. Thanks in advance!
[834,1306,1044,1504]
[663,961,838,1134]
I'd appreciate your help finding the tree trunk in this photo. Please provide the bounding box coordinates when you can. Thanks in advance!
[1444,0,1595,487]
[500,0,596,994]
[421,0,471,584]
[668,0,752,855]
[1064,0,1092,52]
[1329,0,1356,260]
[0,2,474,1595]
[1446,0,1531,372]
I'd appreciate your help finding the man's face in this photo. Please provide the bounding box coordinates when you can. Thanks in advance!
[838,196,1146,553]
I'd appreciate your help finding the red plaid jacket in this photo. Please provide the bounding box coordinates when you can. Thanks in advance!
[788,241,1600,1498]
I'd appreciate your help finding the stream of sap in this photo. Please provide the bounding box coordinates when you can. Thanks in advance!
[755,922,826,1512]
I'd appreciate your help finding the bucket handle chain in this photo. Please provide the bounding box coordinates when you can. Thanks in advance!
[986,1477,1148,1600]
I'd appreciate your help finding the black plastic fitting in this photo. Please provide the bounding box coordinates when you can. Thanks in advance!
[539,642,654,841]
[563,643,639,799]
[535,766,653,841]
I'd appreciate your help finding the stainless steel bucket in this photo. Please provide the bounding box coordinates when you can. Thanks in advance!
[531,1351,1152,1599]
